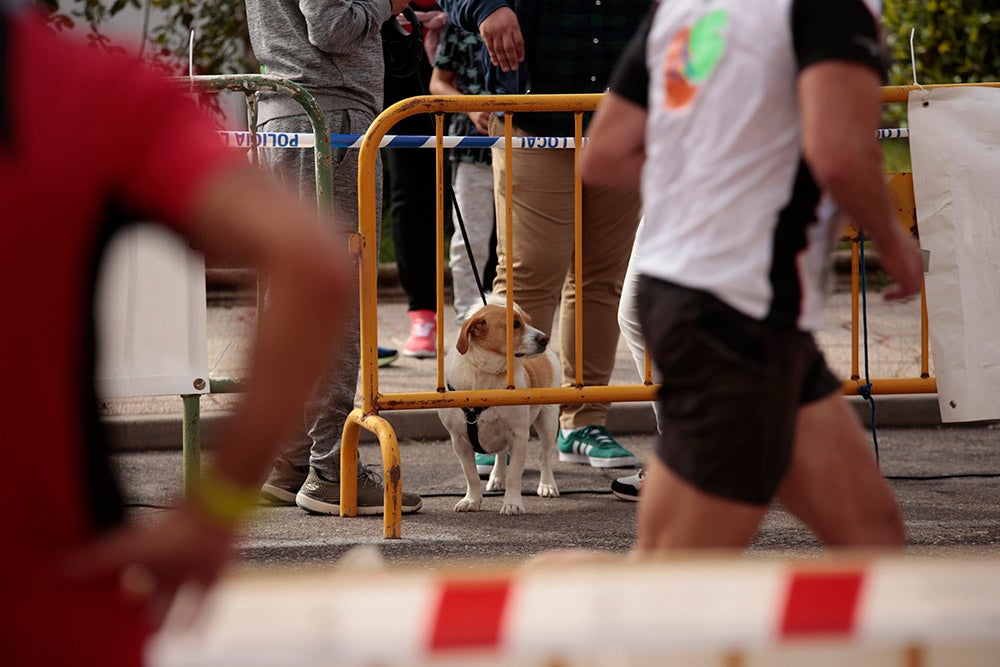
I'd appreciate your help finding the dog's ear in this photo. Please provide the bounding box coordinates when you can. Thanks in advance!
[456,315,486,355]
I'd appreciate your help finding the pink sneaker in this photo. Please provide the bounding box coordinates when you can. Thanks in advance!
[403,309,436,358]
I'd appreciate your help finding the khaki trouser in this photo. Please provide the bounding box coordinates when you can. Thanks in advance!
[489,115,642,429]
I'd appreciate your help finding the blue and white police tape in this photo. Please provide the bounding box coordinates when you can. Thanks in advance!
[876,128,909,140]
[221,128,910,149]
[218,131,578,150]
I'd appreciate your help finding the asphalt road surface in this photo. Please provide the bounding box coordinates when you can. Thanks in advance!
[114,424,1000,571]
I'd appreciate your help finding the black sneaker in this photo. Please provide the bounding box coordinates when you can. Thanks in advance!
[295,466,423,516]
[378,346,399,368]
[610,468,644,502]
[260,457,309,505]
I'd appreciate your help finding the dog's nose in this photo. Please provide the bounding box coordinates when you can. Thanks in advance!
[537,333,549,348]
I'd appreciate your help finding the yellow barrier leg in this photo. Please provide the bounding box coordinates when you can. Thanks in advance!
[340,410,361,517]
[341,409,403,538]
[367,414,402,539]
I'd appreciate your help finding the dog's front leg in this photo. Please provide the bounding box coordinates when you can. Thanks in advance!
[535,404,560,498]
[452,437,484,512]
[500,438,527,515]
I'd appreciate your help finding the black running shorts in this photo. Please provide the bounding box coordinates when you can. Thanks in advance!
[637,276,841,505]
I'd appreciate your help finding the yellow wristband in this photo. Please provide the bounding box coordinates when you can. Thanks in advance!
[194,469,259,526]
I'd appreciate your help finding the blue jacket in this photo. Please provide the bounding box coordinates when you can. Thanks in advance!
[440,0,650,136]
[438,0,535,96]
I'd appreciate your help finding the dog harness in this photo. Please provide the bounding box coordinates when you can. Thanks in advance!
[446,382,490,455]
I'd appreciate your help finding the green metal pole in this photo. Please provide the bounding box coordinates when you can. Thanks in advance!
[182,393,201,496]
[175,76,334,489]
[188,74,334,218]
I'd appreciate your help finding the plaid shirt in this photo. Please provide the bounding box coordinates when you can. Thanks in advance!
[518,0,654,137]
[440,0,653,137]
[434,22,492,165]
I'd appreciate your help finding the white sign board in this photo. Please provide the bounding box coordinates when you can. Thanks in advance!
[95,223,210,398]
[908,87,1000,422]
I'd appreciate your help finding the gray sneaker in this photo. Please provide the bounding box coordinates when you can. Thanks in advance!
[295,466,423,516]
[260,457,308,505]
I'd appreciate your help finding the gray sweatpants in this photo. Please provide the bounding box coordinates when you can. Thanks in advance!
[258,109,382,477]
[449,161,495,325]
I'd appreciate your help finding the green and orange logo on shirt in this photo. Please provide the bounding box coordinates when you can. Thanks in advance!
[664,9,728,110]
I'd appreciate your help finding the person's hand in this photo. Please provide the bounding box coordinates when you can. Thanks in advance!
[874,228,924,301]
[415,9,447,30]
[390,0,410,17]
[468,110,491,134]
[63,502,238,626]
[479,6,524,73]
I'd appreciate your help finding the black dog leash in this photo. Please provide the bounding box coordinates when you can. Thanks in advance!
[450,168,490,308]
[446,382,490,454]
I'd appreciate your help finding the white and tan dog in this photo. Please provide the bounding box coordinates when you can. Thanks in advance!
[439,296,559,515]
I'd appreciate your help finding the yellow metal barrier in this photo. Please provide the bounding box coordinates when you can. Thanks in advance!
[344,85,997,538]
[836,82,1000,396]
[344,94,656,538]
[840,172,934,396]
[786,83,997,399]
[881,82,1000,104]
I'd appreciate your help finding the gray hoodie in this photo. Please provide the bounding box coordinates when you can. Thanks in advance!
[246,0,393,123]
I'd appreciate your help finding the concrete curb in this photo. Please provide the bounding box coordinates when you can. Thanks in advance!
[104,394,945,452]
[206,263,440,305]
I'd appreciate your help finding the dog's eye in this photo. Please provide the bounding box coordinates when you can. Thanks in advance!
[512,320,522,329]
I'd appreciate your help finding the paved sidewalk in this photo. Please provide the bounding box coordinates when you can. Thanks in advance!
[100,277,944,451]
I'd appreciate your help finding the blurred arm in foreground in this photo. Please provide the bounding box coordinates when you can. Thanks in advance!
[1,5,351,665]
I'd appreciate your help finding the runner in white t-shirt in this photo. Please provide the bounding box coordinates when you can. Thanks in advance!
[581,0,923,551]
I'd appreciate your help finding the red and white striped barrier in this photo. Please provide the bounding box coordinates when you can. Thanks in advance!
[149,556,1000,666]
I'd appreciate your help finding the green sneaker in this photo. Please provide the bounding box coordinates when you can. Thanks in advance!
[557,426,637,468]
[475,453,494,479]
[475,452,510,479]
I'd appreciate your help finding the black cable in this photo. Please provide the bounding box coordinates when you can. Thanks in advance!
[886,472,1000,481]
[857,230,880,463]
[414,490,618,498]
[122,473,1000,509]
